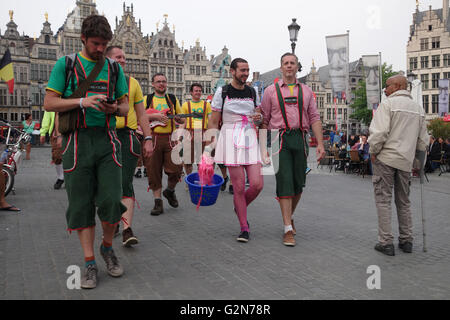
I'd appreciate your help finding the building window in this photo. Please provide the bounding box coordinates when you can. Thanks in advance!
[443,54,450,67]
[168,67,174,82]
[432,37,440,49]
[159,50,165,59]
[420,56,429,69]
[202,66,207,75]
[205,81,211,94]
[190,66,195,75]
[125,42,133,54]
[432,73,440,89]
[326,93,331,104]
[151,66,158,77]
[185,81,191,94]
[176,68,182,82]
[423,95,429,113]
[159,67,166,75]
[420,38,429,50]
[444,72,450,80]
[432,55,440,68]
[432,94,439,113]
[196,66,200,76]
[0,89,7,106]
[421,74,429,90]
[327,108,332,120]
[409,57,418,70]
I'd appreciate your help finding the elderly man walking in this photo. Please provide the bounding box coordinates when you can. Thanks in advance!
[369,75,429,256]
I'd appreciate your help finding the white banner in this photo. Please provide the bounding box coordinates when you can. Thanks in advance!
[438,79,449,116]
[362,55,381,110]
[326,34,349,97]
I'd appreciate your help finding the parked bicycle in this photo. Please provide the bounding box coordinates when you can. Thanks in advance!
[0,118,31,196]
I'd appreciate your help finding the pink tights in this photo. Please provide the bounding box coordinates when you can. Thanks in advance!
[228,164,264,232]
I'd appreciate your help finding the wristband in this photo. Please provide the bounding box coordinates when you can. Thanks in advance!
[79,98,84,109]
[144,136,153,141]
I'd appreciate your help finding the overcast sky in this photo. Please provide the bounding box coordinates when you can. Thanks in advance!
[0,0,446,78]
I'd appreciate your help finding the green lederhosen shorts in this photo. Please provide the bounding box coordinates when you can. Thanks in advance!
[275,129,309,198]
[62,127,127,231]
[117,128,141,198]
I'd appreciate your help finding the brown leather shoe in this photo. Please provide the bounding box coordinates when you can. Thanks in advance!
[163,189,179,208]
[283,231,296,247]
[151,199,164,216]
[292,220,296,236]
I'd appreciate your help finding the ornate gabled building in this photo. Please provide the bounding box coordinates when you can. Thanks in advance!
[407,0,450,119]
[111,3,150,94]
[183,39,214,101]
[29,14,63,121]
[56,0,98,56]
[0,11,31,123]
[148,15,185,102]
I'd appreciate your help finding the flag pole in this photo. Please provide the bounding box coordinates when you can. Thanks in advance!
[346,30,350,145]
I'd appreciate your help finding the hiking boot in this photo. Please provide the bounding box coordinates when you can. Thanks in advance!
[81,264,98,289]
[375,243,395,256]
[229,185,234,195]
[292,220,297,236]
[221,176,229,192]
[283,231,296,247]
[237,231,250,243]
[122,227,139,248]
[54,179,64,190]
[399,241,413,253]
[100,246,124,277]
[151,199,164,216]
[134,169,142,179]
[163,189,179,208]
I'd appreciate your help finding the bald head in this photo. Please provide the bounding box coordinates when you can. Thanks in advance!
[385,75,408,96]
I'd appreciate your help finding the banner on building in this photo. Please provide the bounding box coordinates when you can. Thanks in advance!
[438,79,449,116]
[362,55,381,110]
[326,33,349,99]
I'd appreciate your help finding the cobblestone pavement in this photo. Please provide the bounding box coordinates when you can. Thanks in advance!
[0,147,449,300]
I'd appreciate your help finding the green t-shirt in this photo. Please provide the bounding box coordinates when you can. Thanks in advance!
[47,53,128,128]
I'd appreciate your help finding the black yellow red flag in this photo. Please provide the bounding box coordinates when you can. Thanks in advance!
[0,49,14,94]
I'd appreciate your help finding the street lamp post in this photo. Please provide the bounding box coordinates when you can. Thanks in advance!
[38,80,44,124]
[407,71,416,90]
[288,18,302,72]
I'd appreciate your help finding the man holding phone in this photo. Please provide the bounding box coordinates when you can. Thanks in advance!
[44,15,129,289]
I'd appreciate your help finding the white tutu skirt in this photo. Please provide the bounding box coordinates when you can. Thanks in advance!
[213,115,262,166]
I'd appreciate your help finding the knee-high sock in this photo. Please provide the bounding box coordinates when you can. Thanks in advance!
[55,164,64,180]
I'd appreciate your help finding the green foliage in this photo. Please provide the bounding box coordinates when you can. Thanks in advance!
[350,63,397,126]
[427,118,450,140]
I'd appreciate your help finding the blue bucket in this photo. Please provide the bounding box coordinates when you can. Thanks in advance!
[185,173,224,207]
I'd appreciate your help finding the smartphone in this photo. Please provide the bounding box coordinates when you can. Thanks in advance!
[104,98,116,104]
[305,167,312,175]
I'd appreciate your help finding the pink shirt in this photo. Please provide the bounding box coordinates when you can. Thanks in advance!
[261,80,321,131]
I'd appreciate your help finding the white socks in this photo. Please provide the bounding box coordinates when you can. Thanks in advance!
[284,225,293,234]
[55,164,64,181]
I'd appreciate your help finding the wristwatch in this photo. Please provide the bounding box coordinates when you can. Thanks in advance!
[144,136,153,141]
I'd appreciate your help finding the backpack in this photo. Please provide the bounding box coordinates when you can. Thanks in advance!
[62,53,120,99]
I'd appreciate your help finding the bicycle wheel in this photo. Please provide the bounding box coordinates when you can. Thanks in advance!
[2,167,14,197]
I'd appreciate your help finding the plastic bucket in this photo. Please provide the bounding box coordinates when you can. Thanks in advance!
[185,173,224,207]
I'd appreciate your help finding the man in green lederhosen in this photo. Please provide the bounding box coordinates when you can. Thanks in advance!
[261,53,325,247]
[44,15,129,289]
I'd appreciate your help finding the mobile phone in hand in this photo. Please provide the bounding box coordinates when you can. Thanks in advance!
[104,98,117,104]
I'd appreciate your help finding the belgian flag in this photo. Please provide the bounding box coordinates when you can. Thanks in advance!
[0,49,14,94]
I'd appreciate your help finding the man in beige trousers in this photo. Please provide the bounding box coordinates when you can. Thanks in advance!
[369,75,429,256]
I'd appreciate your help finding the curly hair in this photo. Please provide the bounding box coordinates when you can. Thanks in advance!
[81,15,112,41]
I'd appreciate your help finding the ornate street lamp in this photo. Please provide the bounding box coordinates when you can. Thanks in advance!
[288,18,302,72]
[407,71,416,90]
